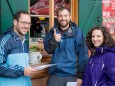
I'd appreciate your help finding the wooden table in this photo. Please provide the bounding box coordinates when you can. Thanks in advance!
[31,54,51,79]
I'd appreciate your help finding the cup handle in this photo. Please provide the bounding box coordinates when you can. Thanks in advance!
[37,54,42,61]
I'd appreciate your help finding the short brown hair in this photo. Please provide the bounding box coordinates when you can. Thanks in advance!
[57,7,70,16]
[14,10,29,21]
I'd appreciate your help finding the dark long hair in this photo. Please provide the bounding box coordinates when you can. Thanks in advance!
[86,26,115,53]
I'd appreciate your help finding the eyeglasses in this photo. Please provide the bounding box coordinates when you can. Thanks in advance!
[18,20,31,27]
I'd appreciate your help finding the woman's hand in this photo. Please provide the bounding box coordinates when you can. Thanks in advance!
[76,78,82,86]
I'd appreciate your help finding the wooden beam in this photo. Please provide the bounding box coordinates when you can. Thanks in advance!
[49,0,54,30]
[28,0,31,46]
[71,0,78,25]
[71,0,75,22]
[75,0,78,24]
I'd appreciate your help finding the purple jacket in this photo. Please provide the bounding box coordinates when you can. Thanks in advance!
[82,46,115,86]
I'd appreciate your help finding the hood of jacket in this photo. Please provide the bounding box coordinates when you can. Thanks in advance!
[94,46,115,56]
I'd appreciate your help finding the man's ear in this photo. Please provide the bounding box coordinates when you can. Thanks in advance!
[13,19,17,26]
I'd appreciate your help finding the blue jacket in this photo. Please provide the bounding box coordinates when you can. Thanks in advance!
[82,46,115,86]
[44,22,88,78]
[0,28,29,78]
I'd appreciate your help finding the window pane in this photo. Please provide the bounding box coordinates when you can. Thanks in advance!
[30,0,49,15]
[54,0,71,16]
[30,0,71,15]
[30,17,49,38]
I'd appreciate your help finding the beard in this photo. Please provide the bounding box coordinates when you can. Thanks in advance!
[60,20,69,28]
[15,27,26,37]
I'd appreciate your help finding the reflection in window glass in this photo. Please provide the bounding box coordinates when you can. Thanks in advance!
[30,0,70,16]
[30,0,49,15]
[54,0,71,16]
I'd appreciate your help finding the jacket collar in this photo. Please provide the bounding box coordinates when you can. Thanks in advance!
[94,46,115,55]
[3,28,25,41]
[54,21,76,38]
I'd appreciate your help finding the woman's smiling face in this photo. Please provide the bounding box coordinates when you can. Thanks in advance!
[92,29,104,47]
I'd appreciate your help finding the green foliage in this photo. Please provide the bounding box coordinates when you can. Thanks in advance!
[29,46,43,52]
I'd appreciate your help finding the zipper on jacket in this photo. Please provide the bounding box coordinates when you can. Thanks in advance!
[101,47,103,53]
[91,63,94,68]
[21,39,28,67]
[101,62,104,70]
[21,39,25,53]
[95,81,97,86]
[94,62,105,86]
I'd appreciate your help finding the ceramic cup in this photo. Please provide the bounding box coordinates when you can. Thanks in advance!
[29,52,42,64]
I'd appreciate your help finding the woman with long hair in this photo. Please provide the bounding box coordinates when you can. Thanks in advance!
[82,26,115,86]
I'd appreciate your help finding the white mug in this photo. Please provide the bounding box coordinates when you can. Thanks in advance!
[29,52,42,64]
